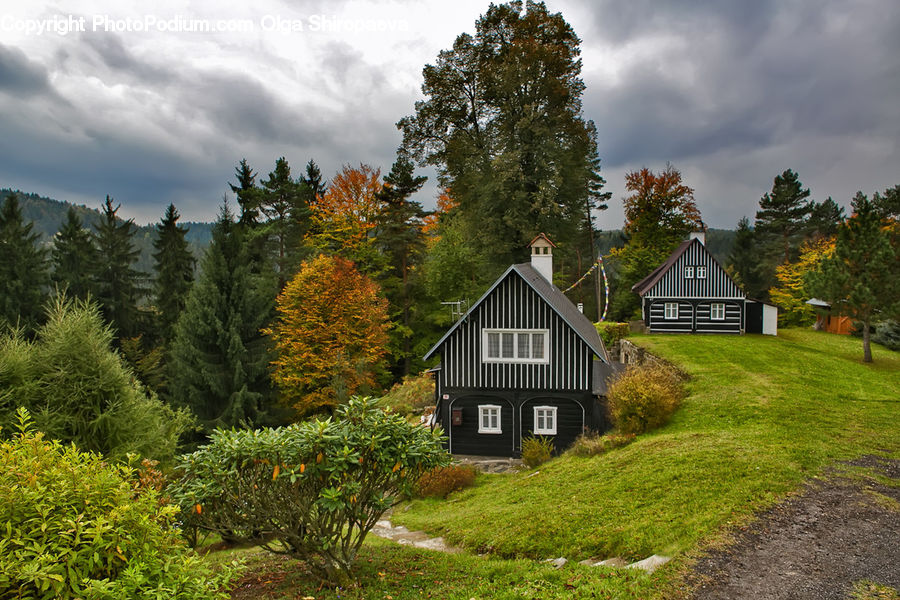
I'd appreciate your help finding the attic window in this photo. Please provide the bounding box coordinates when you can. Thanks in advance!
[696,266,707,279]
[684,266,694,279]
[483,329,549,364]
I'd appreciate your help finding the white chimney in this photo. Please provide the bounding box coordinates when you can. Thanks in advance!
[689,231,706,245]
[529,233,556,283]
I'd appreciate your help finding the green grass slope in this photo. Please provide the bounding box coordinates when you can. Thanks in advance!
[393,329,900,563]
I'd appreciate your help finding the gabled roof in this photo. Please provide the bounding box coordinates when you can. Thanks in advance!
[424,263,609,363]
[631,239,693,296]
[528,232,557,248]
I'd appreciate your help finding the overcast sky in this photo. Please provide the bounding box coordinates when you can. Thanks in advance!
[1,0,898,231]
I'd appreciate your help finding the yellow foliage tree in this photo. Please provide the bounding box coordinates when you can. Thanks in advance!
[264,254,389,417]
[770,237,835,326]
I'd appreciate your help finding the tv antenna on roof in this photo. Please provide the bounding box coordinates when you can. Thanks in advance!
[440,299,469,322]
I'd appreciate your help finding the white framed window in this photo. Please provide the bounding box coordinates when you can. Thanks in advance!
[483,329,549,363]
[710,303,725,320]
[664,302,679,320]
[478,405,502,434]
[684,266,694,279]
[533,406,557,435]
[696,265,707,279]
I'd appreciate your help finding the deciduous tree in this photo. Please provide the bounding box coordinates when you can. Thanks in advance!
[769,237,835,326]
[265,254,389,417]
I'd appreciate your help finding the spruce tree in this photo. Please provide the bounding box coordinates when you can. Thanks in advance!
[807,193,899,362]
[152,204,195,344]
[51,207,98,301]
[727,216,764,299]
[304,159,328,204]
[229,158,262,227]
[169,204,274,435]
[0,193,49,330]
[375,155,428,376]
[259,157,311,286]
[92,196,143,338]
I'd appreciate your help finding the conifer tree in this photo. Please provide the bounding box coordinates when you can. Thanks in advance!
[51,207,97,301]
[92,196,143,338]
[807,197,845,239]
[169,204,274,434]
[304,159,328,205]
[754,169,813,295]
[807,193,899,362]
[375,155,428,376]
[0,193,49,330]
[152,204,195,344]
[727,216,764,299]
[259,157,311,286]
[229,158,261,227]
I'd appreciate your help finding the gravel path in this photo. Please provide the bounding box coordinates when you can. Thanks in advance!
[691,456,900,600]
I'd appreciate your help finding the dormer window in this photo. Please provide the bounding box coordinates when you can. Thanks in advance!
[685,266,694,279]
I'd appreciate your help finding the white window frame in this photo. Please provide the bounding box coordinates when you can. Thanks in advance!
[482,329,550,364]
[684,266,694,279]
[478,405,502,434]
[696,265,707,279]
[664,302,679,320]
[533,406,557,435]
[710,303,725,321]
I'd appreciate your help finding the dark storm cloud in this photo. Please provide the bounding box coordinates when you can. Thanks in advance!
[587,0,900,167]
[0,43,51,96]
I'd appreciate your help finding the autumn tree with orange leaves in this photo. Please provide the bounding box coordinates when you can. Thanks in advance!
[610,164,704,320]
[265,254,389,417]
[307,164,384,270]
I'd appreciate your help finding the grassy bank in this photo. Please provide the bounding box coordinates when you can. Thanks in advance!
[210,329,899,599]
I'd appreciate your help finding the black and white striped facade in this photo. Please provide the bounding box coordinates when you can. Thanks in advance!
[425,258,613,457]
[633,236,746,334]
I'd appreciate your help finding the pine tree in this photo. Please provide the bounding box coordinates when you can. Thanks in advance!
[152,204,195,344]
[0,193,49,330]
[807,197,845,239]
[169,204,275,434]
[375,155,428,376]
[807,192,899,362]
[727,216,764,299]
[755,169,813,284]
[92,196,143,338]
[304,159,328,205]
[51,207,98,301]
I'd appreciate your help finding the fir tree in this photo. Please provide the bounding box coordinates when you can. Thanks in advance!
[727,216,764,299]
[92,196,143,338]
[169,203,275,434]
[259,157,311,286]
[51,207,98,301]
[229,158,261,227]
[304,159,328,205]
[0,193,49,330]
[807,192,899,362]
[375,155,428,376]
[152,204,195,344]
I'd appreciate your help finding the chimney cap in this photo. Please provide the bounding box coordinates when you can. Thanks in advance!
[528,233,556,249]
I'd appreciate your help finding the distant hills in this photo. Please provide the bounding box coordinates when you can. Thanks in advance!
[1,188,738,275]
[1,189,214,275]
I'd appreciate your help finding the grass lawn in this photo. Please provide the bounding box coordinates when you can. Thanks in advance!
[210,329,899,599]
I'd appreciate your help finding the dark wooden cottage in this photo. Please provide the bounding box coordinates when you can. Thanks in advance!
[425,234,615,457]
[631,232,777,335]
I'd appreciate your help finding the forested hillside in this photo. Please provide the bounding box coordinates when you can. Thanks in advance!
[1,188,213,273]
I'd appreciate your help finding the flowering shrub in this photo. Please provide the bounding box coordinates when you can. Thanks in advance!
[169,397,449,586]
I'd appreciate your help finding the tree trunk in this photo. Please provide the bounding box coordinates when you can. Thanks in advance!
[862,320,873,363]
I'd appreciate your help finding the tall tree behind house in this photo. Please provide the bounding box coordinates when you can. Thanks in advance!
[754,169,813,295]
[0,193,49,331]
[399,0,608,281]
